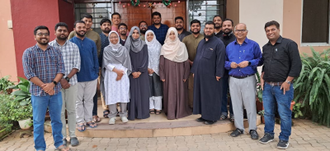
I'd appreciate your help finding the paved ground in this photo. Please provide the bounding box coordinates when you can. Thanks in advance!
[0,119,329,151]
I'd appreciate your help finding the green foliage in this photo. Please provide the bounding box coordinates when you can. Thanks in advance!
[0,94,14,136]
[294,47,330,127]
[8,77,31,106]
[256,72,263,102]
[0,76,15,92]
[292,102,303,118]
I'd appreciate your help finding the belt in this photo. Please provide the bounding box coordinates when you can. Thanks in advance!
[266,82,283,86]
[230,74,254,79]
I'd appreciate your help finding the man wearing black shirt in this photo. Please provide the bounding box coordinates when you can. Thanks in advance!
[220,19,236,46]
[213,15,223,38]
[259,20,302,149]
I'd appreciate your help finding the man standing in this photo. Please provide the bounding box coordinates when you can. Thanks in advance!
[259,20,302,149]
[139,21,148,41]
[22,26,69,151]
[219,19,236,121]
[70,21,99,131]
[49,22,81,147]
[148,11,169,45]
[111,12,122,33]
[191,21,226,125]
[118,23,128,46]
[225,23,262,140]
[175,16,191,41]
[182,19,204,109]
[213,15,223,38]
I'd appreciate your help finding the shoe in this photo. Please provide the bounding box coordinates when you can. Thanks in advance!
[277,140,289,149]
[63,138,68,146]
[249,130,259,140]
[196,117,206,122]
[121,117,128,123]
[204,120,216,125]
[259,133,274,144]
[109,117,116,125]
[70,137,79,146]
[230,128,243,137]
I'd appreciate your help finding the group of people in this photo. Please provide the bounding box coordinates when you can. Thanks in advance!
[22,11,301,151]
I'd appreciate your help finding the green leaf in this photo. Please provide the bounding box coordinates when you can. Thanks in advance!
[12,90,29,96]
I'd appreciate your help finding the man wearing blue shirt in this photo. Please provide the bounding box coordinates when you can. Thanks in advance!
[225,23,262,140]
[148,11,169,45]
[69,21,99,131]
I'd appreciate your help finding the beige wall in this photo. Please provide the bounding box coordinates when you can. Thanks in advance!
[0,0,17,81]
[226,0,239,25]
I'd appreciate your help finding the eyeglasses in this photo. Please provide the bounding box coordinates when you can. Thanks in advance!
[140,25,147,27]
[37,33,49,36]
[119,27,127,30]
[234,29,247,33]
[109,36,118,39]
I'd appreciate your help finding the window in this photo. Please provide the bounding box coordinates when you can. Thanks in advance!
[302,0,329,44]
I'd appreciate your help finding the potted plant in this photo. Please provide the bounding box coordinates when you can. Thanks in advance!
[256,72,263,112]
[258,110,265,124]
[0,94,14,140]
[0,76,15,94]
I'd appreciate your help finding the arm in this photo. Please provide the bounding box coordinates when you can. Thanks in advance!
[288,41,302,78]
[96,34,102,57]
[137,47,148,73]
[215,44,226,78]
[249,43,262,67]
[159,55,165,81]
[68,31,75,40]
[22,49,41,85]
[68,44,81,79]
[92,43,99,75]
[224,46,232,70]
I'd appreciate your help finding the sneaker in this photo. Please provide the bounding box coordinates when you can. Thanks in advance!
[249,130,259,140]
[62,138,68,146]
[109,117,116,125]
[259,133,274,144]
[121,117,128,123]
[277,140,289,149]
[70,137,79,146]
[230,128,243,137]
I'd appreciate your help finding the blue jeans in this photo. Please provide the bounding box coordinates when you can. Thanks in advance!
[31,92,63,150]
[221,76,233,116]
[263,83,293,141]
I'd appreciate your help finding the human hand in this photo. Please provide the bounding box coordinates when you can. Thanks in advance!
[238,61,249,68]
[216,76,221,81]
[60,79,70,89]
[230,62,238,68]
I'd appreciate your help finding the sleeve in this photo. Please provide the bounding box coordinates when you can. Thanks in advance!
[288,41,302,77]
[96,34,102,57]
[159,55,165,80]
[56,48,65,75]
[183,60,190,80]
[191,43,201,74]
[137,46,148,73]
[99,47,104,68]
[224,46,232,70]
[68,31,75,40]
[249,42,263,67]
[22,49,36,80]
[106,64,115,71]
[215,43,226,77]
[73,44,81,71]
[92,42,99,74]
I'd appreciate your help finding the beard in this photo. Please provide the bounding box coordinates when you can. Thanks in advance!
[57,35,67,41]
[223,29,232,35]
[38,39,49,45]
[176,27,183,31]
[214,24,221,29]
[120,32,127,36]
[204,33,213,39]
[76,31,85,37]
[191,29,200,34]
[140,29,147,34]
[101,28,111,34]
[153,22,161,25]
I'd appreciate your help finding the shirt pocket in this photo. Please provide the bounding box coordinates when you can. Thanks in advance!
[202,48,214,59]
[273,48,287,61]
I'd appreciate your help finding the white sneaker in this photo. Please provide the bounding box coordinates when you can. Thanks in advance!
[121,117,128,123]
[109,117,116,125]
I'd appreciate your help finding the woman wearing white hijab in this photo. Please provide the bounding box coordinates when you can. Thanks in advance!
[125,26,150,120]
[159,27,192,120]
[102,31,132,125]
[145,30,163,115]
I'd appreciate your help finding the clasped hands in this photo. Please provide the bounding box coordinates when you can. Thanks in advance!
[42,83,55,95]
[230,61,249,68]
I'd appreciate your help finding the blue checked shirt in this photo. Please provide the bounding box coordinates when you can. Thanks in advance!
[49,40,81,86]
[148,24,169,45]
[22,44,65,96]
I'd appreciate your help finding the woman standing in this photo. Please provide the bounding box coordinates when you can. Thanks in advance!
[125,26,150,120]
[102,31,132,125]
[145,30,163,115]
[159,27,192,120]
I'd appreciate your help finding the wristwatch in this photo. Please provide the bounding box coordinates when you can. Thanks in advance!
[248,61,251,66]
[52,81,58,85]
[65,77,70,82]
[285,80,291,84]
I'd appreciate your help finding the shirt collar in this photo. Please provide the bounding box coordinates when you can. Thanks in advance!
[53,39,69,46]
[234,37,249,45]
[267,36,283,45]
[35,44,51,51]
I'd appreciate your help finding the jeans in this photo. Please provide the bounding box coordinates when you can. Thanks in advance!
[31,92,63,150]
[263,83,293,141]
[221,76,233,116]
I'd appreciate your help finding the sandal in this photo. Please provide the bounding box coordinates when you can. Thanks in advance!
[220,114,227,120]
[103,110,110,118]
[86,122,98,128]
[76,123,86,132]
[55,144,71,151]
[230,116,234,122]
[93,115,101,123]
[155,110,162,115]
[150,109,155,114]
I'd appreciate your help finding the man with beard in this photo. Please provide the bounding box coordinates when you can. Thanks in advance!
[69,21,99,131]
[23,26,69,151]
[213,15,223,38]
[175,16,191,41]
[148,11,169,45]
[191,21,226,125]
[49,22,81,147]
[118,23,128,46]
[219,19,236,122]
[182,19,204,109]
[139,21,148,41]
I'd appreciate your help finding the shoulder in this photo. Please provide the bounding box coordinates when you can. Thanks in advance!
[227,41,235,48]
[23,46,36,55]
[67,41,79,49]
[247,38,260,47]
[162,24,169,29]
[48,40,56,46]
[282,37,298,46]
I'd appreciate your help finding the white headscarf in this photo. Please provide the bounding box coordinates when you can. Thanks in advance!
[160,27,188,62]
[145,30,161,75]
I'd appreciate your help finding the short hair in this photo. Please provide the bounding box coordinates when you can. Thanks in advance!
[100,18,111,26]
[151,11,161,18]
[223,19,234,26]
[74,20,85,28]
[112,12,121,19]
[139,21,148,27]
[118,23,127,29]
[55,22,68,31]
[190,19,201,26]
[34,26,49,35]
[175,16,184,22]
[264,20,280,29]
[213,15,222,20]
[81,14,93,20]
[205,21,215,27]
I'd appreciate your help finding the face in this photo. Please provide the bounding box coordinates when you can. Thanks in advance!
[35,29,50,45]
[234,24,248,40]
[118,25,127,36]
[175,19,184,31]
[109,33,119,44]
[74,23,86,37]
[152,15,161,25]
[132,29,140,39]
[101,22,111,34]
[55,26,68,40]
[146,32,154,42]
[265,25,280,41]
[204,24,215,37]
[112,15,121,26]
[213,16,222,29]
[169,31,176,41]
[190,23,201,34]
[82,17,92,30]
[139,22,148,34]
[222,20,233,34]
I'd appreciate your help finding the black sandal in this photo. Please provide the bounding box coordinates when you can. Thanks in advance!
[155,110,162,115]
[220,114,227,120]
[103,110,110,118]
[150,109,155,114]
